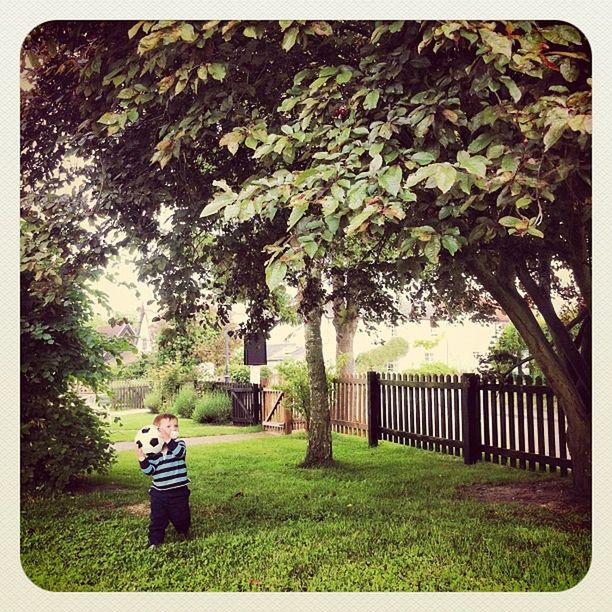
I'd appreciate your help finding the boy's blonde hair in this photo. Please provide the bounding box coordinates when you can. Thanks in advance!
[153,413,178,426]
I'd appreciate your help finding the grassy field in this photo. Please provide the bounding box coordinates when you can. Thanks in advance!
[106,410,262,443]
[20,433,590,592]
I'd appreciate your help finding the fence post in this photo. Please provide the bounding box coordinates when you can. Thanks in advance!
[367,371,381,447]
[461,374,481,464]
[252,383,261,424]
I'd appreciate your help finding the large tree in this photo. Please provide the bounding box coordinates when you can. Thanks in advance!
[203,21,591,493]
[21,20,411,467]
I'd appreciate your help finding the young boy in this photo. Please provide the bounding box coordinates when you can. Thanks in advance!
[135,412,191,548]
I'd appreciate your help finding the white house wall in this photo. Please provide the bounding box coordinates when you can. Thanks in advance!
[268,316,503,374]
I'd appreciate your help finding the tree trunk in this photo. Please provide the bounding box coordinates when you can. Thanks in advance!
[467,255,591,497]
[300,272,333,467]
[331,271,359,377]
[333,300,359,378]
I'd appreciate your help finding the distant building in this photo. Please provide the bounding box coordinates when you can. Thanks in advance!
[266,305,509,375]
[96,321,139,364]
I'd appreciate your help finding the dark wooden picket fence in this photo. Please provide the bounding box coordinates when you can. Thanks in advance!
[108,380,151,411]
[194,371,571,477]
[367,372,571,476]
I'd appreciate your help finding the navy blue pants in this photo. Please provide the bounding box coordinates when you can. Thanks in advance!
[148,486,191,545]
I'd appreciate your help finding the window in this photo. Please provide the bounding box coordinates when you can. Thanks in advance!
[424,352,433,363]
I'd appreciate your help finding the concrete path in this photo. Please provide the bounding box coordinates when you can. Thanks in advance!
[113,431,277,452]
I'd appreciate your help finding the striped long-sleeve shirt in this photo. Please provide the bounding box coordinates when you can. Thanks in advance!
[139,438,190,491]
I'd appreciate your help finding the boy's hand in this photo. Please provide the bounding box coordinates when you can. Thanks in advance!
[135,445,146,462]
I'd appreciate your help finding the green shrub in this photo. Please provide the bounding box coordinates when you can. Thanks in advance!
[403,361,459,376]
[143,389,162,414]
[21,392,116,495]
[173,384,197,419]
[356,337,409,373]
[276,360,311,421]
[192,391,232,424]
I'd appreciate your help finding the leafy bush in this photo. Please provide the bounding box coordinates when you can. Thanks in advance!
[192,391,232,423]
[173,383,198,418]
[21,392,116,495]
[110,352,152,380]
[356,337,409,373]
[21,192,130,495]
[149,359,198,404]
[276,360,311,421]
[143,389,162,414]
[229,363,250,383]
[403,362,459,376]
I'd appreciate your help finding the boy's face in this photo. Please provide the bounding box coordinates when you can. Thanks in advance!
[157,418,179,440]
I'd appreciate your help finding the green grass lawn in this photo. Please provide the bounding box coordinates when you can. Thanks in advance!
[20,433,590,592]
[106,410,262,443]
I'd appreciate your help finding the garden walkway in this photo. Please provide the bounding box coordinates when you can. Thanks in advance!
[113,431,277,452]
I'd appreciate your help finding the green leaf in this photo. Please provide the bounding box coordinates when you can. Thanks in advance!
[287,201,309,229]
[208,63,226,81]
[336,70,352,84]
[441,234,460,255]
[377,165,402,196]
[282,27,299,51]
[479,28,512,58]
[411,151,435,165]
[486,144,505,159]
[265,260,287,291]
[302,240,318,258]
[363,89,380,110]
[543,118,567,151]
[179,22,197,42]
[295,167,319,187]
[516,196,532,209]
[501,155,519,173]
[468,133,495,153]
[424,235,441,263]
[128,22,144,39]
[499,76,522,102]
[348,181,368,209]
[498,216,522,227]
[279,20,294,31]
[243,26,259,39]
[369,154,383,175]
[279,97,299,112]
[346,205,377,235]
[457,151,487,178]
[97,112,118,125]
[432,164,457,193]
[325,214,340,235]
[200,194,234,218]
[369,142,384,157]
[526,226,544,238]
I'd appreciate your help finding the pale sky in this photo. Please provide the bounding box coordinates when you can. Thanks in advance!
[92,254,158,320]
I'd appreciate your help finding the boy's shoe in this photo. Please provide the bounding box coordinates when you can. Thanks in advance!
[148,544,158,550]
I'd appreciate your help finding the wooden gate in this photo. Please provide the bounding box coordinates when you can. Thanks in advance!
[230,384,261,425]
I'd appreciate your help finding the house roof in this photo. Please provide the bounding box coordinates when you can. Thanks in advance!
[266,343,306,362]
[97,323,136,338]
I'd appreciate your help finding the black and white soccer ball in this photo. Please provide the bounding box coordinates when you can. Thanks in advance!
[134,426,164,456]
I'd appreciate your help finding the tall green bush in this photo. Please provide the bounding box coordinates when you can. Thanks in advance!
[356,337,409,373]
[173,383,197,418]
[192,391,231,423]
[276,360,311,421]
[143,389,162,414]
[21,191,130,495]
